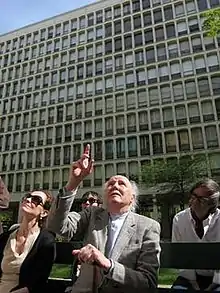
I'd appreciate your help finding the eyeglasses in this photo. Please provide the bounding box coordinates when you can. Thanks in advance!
[81,197,99,205]
[191,193,210,205]
[22,193,44,207]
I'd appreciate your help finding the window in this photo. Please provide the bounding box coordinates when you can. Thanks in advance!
[147,67,157,84]
[115,94,124,112]
[149,87,159,106]
[201,101,214,121]
[105,96,113,113]
[146,47,155,63]
[191,128,203,149]
[126,92,136,109]
[182,59,194,76]
[161,85,171,104]
[116,116,125,133]
[137,90,147,107]
[168,42,178,58]
[115,75,124,90]
[165,132,176,152]
[175,105,187,124]
[144,29,153,44]
[185,80,197,98]
[116,139,125,158]
[140,135,150,155]
[125,72,135,87]
[207,54,219,72]
[170,62,181,79]
[159,64,169,82]
[166,23,175,38]
[206,126,218,148]
[105,77,113,91]
[163,107,174,127]
[198,77,210,97]
[212,76,220,95]
[127,113,136,132]
[188,103,200,123]
[150,109,161,129]
[175,3,184,17]
[125,53,133,68]
[152,133,163,154]
[186,1,196,13]
[164,5,173,21]
[124,18,131,32]
[137,70,146,85]
[194,56,206,74]
[178,130,190,151]
[191,36,202,52]
[179,39,190,55]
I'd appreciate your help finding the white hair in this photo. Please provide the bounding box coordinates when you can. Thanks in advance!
[102,177,139,212]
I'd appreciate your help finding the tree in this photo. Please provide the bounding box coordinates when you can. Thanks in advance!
[141,155,208,238]
[203,8,220,37]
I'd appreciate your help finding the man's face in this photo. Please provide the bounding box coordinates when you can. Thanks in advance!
[190,186,216,219]
[81,194,100,210]
[105,175,134,213]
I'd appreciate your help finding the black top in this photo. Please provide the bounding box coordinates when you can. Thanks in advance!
[0,228,56,293]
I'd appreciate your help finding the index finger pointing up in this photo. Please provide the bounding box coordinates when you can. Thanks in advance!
[83,144,90,157]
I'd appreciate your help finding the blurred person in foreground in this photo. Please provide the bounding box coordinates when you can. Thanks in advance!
[0,190,55,293]
[65,191,103,292]
[0,176,10,234]
[48,144,161,293]
[172,179,220,291]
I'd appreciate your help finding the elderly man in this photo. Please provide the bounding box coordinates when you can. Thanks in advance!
[172,178,220,291]
[47,145,161,293]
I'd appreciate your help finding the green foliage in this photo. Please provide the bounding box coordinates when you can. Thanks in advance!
[141,155,208,194]
[203,8,220,37]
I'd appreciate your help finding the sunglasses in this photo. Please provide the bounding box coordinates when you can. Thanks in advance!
[22,193,51,210]
[81,197,99,205]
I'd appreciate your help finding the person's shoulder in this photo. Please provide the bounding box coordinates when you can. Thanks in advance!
[132,212,160,230]
[39,229,56,244]
[173,208,190,222]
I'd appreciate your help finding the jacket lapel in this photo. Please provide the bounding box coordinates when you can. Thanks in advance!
[94,209,109,254]
[110,212,136,261]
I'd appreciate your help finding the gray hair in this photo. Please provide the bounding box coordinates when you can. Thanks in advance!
[102,177,139,212]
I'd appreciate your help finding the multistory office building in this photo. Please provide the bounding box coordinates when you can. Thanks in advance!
[0,0,220,217]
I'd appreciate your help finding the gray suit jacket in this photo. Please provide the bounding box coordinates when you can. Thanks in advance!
[47,189,161,293]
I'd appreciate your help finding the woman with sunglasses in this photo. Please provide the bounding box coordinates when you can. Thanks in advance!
[80,191,103,210]
[0,190,55,293]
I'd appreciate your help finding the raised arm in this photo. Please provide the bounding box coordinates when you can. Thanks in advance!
[47,144,94,240]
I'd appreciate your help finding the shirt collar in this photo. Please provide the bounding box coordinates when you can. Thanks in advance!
[188,208,217,226]
[109,211,129,221]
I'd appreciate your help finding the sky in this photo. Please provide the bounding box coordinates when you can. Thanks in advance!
[0,0,96,35]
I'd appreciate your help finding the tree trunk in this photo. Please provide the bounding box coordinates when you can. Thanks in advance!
[160,202,172,239]
[179,182,185,210]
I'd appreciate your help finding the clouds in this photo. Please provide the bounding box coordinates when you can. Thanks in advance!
[0,0,95,34]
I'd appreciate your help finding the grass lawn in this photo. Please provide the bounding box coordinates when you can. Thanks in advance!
[50,265,177,285]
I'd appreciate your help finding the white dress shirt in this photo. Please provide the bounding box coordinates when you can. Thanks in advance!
[106,212,129,258]
[172,208,220,284]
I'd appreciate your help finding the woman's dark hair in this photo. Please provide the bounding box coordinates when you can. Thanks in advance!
[190,178,220,196]
[81,191,103,204]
